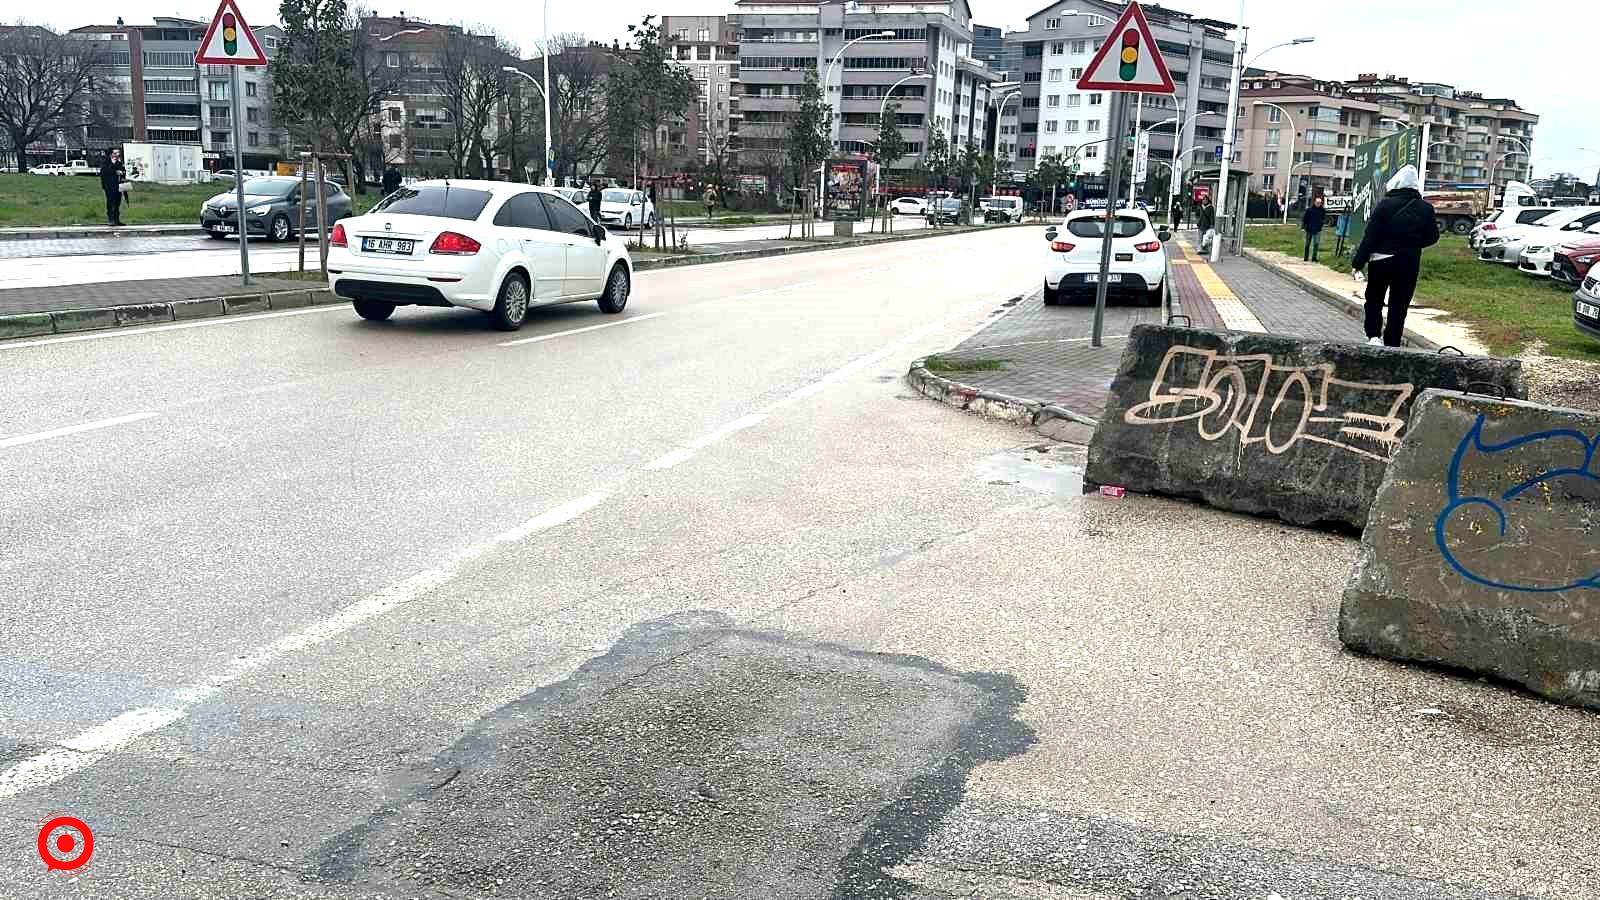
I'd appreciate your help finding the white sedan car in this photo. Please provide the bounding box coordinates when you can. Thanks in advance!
[597,187,655,228]
[327,181,635,331]
[890,196,928,216]
[1478,207,1600,263]
[1043,209,1170,306]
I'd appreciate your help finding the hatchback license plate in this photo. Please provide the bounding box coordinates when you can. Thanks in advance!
[1115,253,1134,262]
[363,237,415,255]
[1579,301,1600,320]
[211,223,236,234]
[1086,273,1122,284]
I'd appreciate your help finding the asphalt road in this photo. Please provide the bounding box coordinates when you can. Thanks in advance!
[3,228,1599,898]
[0,217,932,290]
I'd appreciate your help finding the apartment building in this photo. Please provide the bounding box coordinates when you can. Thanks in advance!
[1236,70,1539,200]
[972,24,1005,76]
[1011,0,1235,184]
[64,17,287,169]
[731,0,996,177]
[662,15,742,169]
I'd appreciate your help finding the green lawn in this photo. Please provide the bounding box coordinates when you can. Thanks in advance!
[0,174,379,228]
[1245,224,1600,361]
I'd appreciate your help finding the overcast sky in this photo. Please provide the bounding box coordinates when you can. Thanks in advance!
[33,0,1597,183]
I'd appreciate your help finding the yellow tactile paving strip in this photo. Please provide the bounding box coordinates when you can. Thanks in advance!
[1177,239,1264,332]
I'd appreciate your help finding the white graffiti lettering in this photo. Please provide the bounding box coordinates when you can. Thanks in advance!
[1123,345,1415,462]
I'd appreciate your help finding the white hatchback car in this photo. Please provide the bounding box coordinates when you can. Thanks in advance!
[597,187,655,228]
[890,196,928,216]
[1043,209,1170,306]
[1479,207,1600,263]
[327,181,634,331]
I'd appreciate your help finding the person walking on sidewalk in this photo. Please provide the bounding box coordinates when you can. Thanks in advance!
[703,184,718,219]
[1352,164,1438,347]
[1196,196,1216,253]
[587,180,604,224]
[1301,195,1327,261]
[382,164,402,196]
[1170,196,1184,231]
[99,149,126,227]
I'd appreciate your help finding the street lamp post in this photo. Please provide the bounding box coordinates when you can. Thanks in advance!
[1212,27,1315,261]
[875,72,931,224]
[818,31,896,217]
[991,90,1019,195]
[502,67,551,185]
[1147,112,1217,223]
[1252,101,1298,224]
[540,0,552,186]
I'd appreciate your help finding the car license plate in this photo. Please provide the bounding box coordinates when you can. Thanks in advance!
[362,237,415,255]
[1085,273,1122,284]
[1115,253,1134,262]
[1578,301,1600,320]
[211,223,236,234]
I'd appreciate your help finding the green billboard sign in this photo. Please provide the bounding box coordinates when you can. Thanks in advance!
[1347,126,1423,249]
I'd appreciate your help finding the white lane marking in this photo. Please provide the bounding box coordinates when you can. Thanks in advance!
[0,412,159,449]
[645,413,768,470]
[0,277,1023,800]
[498,313,666,347]
[0,306,346,352]
[0,490,606,802]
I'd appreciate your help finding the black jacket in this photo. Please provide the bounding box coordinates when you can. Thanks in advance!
[1196,203,1215,232]
[1353,188,1438,269]
[382,168,401,194]
[99,157,125,193]
[587,187,602,218]
[1302,205,1326,234]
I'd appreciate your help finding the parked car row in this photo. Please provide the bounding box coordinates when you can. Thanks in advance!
[1473,201,1600,343]
[29,160,95,176]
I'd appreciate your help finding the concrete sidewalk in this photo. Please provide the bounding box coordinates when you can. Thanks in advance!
[0,223,201,242]
[911,234,1372,426]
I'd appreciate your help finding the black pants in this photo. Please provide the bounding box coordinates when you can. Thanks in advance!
[1303,230,1321,261]
[1364,255,1420,346]
[105,191,122,226]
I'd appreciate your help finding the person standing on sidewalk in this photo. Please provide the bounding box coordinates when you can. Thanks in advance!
[382,164,402,196]
[1170,196,1184,231]
[587,180,604,224]
[1352,165,1438,347]
[1301,195,1327,261]
[703,183,718,219]
[99,149,126,227]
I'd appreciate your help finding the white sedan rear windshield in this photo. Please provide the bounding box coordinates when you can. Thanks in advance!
[372,186,493,220]
[1067,216,1145,238]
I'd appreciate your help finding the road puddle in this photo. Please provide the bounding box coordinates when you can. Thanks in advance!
[975,445,1085,497]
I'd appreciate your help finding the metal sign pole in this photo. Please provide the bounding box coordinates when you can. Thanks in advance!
[297,154,308,272]
[1091,91,1127,348]
[231,65,250,285]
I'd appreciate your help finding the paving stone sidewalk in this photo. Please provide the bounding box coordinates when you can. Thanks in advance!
[0,274,313,316]
[923,237,1368,423]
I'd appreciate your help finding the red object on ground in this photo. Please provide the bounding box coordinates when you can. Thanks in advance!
[1100,486,1126,499]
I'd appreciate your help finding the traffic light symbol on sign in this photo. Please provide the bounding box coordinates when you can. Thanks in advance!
[223,13,237,54]
[1118,29,1139,81]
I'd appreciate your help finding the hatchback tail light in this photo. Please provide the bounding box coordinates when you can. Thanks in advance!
[330,222,347,247]
[1050,241,1075,252]
[1482,223,1497,231]
[430,231,481,255]
[1134,240,1162,252]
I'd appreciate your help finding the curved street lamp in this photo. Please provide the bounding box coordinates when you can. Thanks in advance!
[1253,101,1299,224]
[502,67,551,186]
[1213,34,1314,262]
[875,72,932,204]
[818,31,896,214]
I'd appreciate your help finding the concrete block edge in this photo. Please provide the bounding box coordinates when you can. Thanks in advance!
[0,289,341,343]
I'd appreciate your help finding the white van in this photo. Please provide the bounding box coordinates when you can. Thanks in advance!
[980,196,1023,223]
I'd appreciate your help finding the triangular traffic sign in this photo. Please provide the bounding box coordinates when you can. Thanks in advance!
[195,0,269,66]
[1075,1,1176,94]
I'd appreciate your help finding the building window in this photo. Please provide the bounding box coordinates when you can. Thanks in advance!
[247,131,259,147]
[1048,68,1062,82]
[387,108,400,123]
[1266,128,1280,146]
[245,81,258,97]
[142,50,194,67]
[698,28,709,41]
[385,52,399,68]
[212,130,230,146]
[1050,42,1065,55]
[246,107,258,123]
[1264,151,1278,168]
[1070,67,1083,79]
[1088,93,1103,106]
[1046,94,1059,108]
[1023,72,1041,83]
[142,78,197,95]
[208,81,230,100]
[1071,40,1088,54]
[1266,107,1281,123]
[1086,120,1100,133]
[1084,145,1099,158]
[1064,120,1079,133]
[1066,94,1081,108]
[1045,17,1061,29]
[1044,121,1058,133]
[1262,174,1274,188]
[718,83,726,94]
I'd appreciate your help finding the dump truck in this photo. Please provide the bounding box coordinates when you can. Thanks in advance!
[1423,188,1490,235]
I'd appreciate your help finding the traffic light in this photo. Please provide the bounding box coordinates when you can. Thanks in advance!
[223,13,238,54]
[1118,29,1138,82]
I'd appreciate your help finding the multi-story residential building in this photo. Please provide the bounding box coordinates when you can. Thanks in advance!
[1235,70,1539,201]
[992,79,1022,164]
[1011,0,1235,189]
[972,24,1005,76]
[63,17,287,170]
[731,0,997,182]
[662,16,742,170]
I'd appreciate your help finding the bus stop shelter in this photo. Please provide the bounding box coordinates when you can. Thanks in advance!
[1188,166,1253,257]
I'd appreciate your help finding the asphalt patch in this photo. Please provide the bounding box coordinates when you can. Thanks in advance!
[315,611,1034,898]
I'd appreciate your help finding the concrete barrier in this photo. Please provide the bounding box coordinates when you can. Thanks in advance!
[1340,390,1600,710]
[1084,325,1526,529]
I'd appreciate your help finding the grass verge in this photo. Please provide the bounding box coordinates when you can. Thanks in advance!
[1244,224,1600,361]
[924,355,1008,374]
[0,174,379,228]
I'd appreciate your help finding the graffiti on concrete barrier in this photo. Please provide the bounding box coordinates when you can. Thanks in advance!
[1435,413,1600,593]
[1123,345,1415,462]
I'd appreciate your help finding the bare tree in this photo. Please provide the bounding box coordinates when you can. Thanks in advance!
[0,24,105,169]
[436,26,514,179]
[539,34,611,184]
[330,8,406,192]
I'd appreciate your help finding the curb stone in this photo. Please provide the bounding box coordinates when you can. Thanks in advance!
[0,289,342,341]
[1242,248,1441,350]
[0,225,202,243]
[631,221,1034,272]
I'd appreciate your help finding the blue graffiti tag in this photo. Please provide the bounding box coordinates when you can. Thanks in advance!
[1435,414,1600,592]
